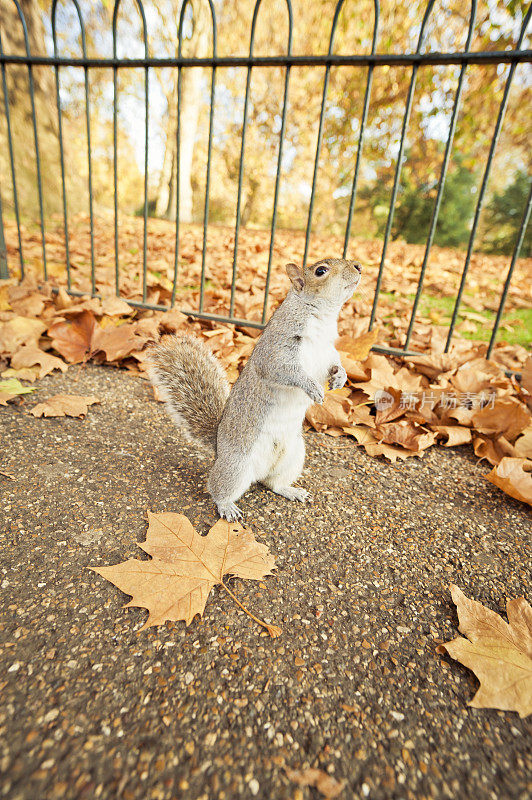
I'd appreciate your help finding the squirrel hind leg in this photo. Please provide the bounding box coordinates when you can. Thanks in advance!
[207,457,253,522]
[262,434,310,503]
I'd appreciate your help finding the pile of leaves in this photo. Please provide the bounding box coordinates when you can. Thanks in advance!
[1,249,531,505]
[4,214,532,346]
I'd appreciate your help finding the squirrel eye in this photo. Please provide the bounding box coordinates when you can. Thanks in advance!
[315,266,328,277]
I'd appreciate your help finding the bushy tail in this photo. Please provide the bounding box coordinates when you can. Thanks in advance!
[148,334,230,453]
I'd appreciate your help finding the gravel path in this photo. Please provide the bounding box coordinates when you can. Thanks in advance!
[1,365,530,800]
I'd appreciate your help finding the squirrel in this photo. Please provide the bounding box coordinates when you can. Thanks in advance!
[148,257,362,521]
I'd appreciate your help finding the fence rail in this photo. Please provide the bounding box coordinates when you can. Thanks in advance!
[0,0,531,360]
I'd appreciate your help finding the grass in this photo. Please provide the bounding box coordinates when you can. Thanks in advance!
[379,292,532,348]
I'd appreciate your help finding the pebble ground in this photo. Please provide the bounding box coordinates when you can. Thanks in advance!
[1,365,531,800]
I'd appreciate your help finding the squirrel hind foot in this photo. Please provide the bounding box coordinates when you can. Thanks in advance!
[270,486,311,503]
[217,502,244,522]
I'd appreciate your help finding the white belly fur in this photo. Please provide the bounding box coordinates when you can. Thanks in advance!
[300,312,338,384]
[250,312,338,484]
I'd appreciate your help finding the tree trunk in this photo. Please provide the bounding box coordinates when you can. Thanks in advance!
[154,0,209,223]
[0,0,61,218]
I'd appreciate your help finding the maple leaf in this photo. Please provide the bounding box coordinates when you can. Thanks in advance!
[91,512,281,636]
[485,457,532,506]
[10,344,68,379]
[30,394,101,418]
[47,310,97,363]
[438,585,532,718]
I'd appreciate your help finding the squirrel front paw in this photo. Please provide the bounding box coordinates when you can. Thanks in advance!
[307,383,325,405]
[328,365,347,390]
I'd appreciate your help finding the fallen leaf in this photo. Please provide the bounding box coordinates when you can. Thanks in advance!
[30,394,101,418]
[1,366,41,383]
[91,512,281,636]
[285,767,346,799]
[337,327,380,361]
[376,420,436,452]
[0,378,36,404]
[472,399,531,442]
[514,427,532,459]
[433,425,472,447]
[47,310,97,363]
[306,394,351,430]
[521,357,532,397]
[93,323,149,361]
[10,344,68,379]
[485,457,532,506]
[473,435,517,466]
[0,316,46,356]
[438,585,532,718]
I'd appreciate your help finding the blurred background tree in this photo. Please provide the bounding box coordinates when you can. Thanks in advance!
[0,0,530,255]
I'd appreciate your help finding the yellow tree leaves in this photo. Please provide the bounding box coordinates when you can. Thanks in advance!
[91,512,281,637]
[439,586,532,718]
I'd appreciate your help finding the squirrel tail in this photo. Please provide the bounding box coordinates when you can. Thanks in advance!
[148,334,230,453]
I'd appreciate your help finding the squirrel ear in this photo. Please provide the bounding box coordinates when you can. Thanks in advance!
[286,263,305,292]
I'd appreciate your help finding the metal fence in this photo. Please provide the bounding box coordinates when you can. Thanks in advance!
[0,0,531,360]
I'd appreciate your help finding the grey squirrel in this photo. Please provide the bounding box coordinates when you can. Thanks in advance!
[148,257,362,521]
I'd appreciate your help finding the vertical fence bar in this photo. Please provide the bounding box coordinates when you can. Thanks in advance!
[112,4,120,297]
[0,26,24,277]
[198,1,218,313]
[52,0,71,291]
[342,0,380,259]
[0,187,8,278]
[487,180,532,359]
[112,0,149,302]
[368,0,437,329]
[13,0,47,279]
[303,0,347,267]
[261,0,293,323]
[403,0,478,349]
[444,6,531,352]
[229,0,267,318]
[53,0,96,295]
[171,5,185,307]
[140,5,149,303]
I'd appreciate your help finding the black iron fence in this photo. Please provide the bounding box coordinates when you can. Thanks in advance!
[0,0,531,360]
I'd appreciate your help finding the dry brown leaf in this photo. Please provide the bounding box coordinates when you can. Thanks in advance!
[472,398,531,442]
[285,767,346,799]
[433,425,472,447]
[374,386,405,425]
[93,323,149,362]
[485,457,532,506]
[338,351,368,381]
[376,420,436,452]
[306,394,351,431]
[337,327,380,361]
[47,310,97,363]
[10,344,68,379]
[521,356,532,397]
[1,366,41,383]
[0,316,47,356]
[438,585,532,718]
[514,427,532,459]
[100,297,134,316]
[30,394,101,418]
[473,435,517,466]
[91,512,281,636]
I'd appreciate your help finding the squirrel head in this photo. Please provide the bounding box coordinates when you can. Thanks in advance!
[286,258,362,308]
